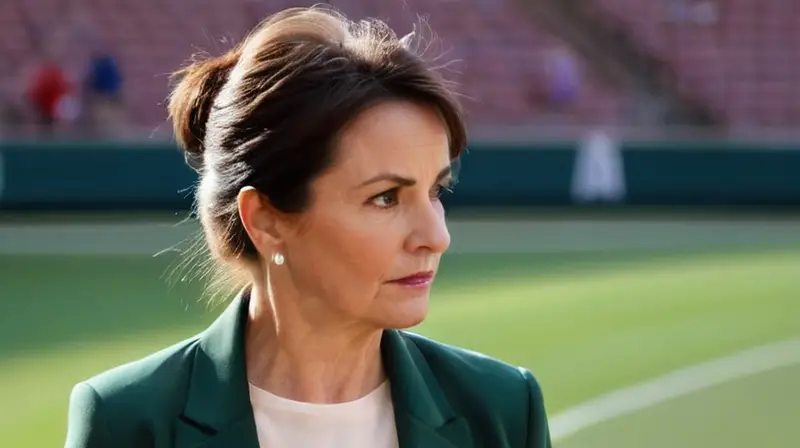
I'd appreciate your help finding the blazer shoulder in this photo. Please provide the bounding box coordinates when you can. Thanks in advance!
[400,331,550,446]
[84,334,201,398]
[400,330,539,387]
[66,335,202,447]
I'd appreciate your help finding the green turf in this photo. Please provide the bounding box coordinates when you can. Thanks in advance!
[1,247,798,446]
[426,248,800,411]
[558,363,800,448]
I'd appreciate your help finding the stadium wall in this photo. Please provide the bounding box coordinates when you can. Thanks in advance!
[1,140,799,211]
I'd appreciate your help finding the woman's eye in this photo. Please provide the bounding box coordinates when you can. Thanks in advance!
[369,184,454,208]
[370,189,399,208]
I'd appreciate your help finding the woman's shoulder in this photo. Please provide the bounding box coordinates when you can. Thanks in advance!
[66,335,203,446]
[400,330,539,379]
[398,330,544,402]
[81,334,202,398]
[397,331,550,445]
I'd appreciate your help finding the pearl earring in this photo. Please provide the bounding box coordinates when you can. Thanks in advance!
[272,253,285,266]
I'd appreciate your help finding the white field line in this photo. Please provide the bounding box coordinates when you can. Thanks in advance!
[550,339,800,441]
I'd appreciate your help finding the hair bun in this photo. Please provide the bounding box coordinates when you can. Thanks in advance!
[168,50,240,171]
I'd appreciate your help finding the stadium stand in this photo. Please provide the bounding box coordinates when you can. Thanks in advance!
[592,0,799,127]
[1,0,621,131]
[0,0,796,131]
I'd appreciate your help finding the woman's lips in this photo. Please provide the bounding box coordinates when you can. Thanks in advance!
[389,271,435,287]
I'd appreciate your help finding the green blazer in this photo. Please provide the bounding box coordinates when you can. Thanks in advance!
[66,294,551,447]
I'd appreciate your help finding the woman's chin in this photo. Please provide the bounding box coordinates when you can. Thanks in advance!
[379,295,430,330]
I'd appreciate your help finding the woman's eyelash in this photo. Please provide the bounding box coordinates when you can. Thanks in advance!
[368,182,456,208]
[432,183,455,197]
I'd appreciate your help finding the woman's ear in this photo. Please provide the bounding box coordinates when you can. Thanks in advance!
[238,186,283,249]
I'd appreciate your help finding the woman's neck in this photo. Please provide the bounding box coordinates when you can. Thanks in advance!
[244,284,386,404]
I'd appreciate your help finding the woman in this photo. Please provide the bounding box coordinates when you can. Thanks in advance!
[66,7,551,448]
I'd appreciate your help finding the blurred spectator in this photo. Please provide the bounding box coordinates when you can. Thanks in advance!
[25,48,80,136]
[544,43,581,112]
[60,3,126,136]
[83,47,125,137]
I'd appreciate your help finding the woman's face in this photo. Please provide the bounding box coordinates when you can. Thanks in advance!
[275,100,454,330]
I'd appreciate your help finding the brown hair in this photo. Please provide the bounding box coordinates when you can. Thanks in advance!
[168,6,466,283]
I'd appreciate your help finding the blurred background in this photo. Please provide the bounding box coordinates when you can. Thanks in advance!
[0,0,799,446]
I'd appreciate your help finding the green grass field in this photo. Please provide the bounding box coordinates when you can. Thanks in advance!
[1,218,799,447]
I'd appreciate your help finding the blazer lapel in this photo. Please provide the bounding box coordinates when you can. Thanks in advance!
[173,292,473,448]
[382,330,474,448]
[174,292,260,448]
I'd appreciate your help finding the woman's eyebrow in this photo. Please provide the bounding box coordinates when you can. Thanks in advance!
[357,166,452,189]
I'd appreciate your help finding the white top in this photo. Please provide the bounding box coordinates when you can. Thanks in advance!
[248,380,399,448]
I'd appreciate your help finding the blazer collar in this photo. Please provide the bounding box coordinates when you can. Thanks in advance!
[175,291,472,448]
[381,329,472,448]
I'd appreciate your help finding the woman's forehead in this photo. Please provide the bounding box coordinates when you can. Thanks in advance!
[332,101,450,173]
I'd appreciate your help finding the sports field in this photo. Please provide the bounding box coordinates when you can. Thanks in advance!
[1,215,799,447]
